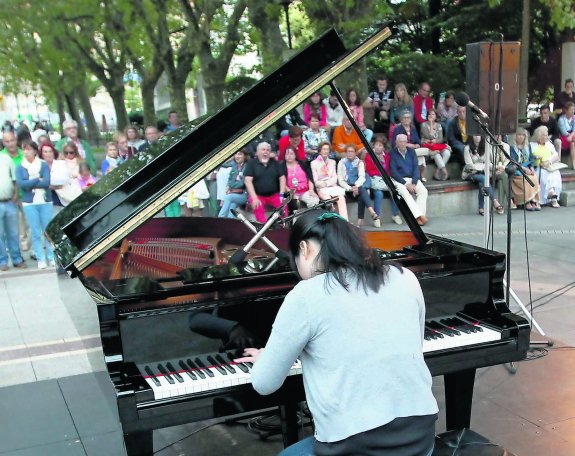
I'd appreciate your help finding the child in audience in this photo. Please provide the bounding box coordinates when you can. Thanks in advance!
[101,142,123,175]
[77,162,98,191]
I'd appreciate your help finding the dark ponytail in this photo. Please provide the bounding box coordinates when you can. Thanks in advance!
[289,209,390,293]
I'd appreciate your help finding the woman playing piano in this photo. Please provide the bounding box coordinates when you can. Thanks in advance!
[236,210,438,456]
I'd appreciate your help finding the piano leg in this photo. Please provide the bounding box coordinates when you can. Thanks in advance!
[444,368,476,430]
[123,430,153,456]
[279,403,299,447]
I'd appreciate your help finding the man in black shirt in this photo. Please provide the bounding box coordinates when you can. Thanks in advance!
[243,142,286,223]
[529,105,561,153]
[364,75,393,134]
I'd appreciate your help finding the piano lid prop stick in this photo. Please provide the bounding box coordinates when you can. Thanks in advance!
[229,209,285,264]
[231,209,288,259]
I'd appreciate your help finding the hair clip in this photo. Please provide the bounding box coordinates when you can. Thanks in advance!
[317,212,346,222]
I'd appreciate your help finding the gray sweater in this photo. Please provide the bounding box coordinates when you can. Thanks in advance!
[250,266,438,443]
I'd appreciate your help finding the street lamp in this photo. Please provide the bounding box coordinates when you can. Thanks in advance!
[279,0,293,49]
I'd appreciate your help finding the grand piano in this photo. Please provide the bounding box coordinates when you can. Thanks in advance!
[46,27,530,456]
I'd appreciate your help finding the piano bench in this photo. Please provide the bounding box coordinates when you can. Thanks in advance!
[432,428,518,456]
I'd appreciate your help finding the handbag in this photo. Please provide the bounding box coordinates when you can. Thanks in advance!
[370,175,388,191]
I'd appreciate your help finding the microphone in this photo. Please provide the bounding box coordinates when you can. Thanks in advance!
[455,92,489,120]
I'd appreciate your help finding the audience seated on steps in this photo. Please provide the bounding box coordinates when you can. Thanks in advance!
[420,108,451,181]
[243,142,287,223]
[280,146,320,212]
[337,144,380,228]
[332,117,366,160]
[389,134,429,226]
[412,81,434,134]
[509,128,541,211]
[218,148,249,219]
[389,82,414,125]
[364,135,402,225]
[529,104,562,154]
[345,88,373,142]
[531,126,563,208]
[557,101,575,168]
[391,111,429,182]
[310,142,348,220]
[363,75,393,134]
[461,135,505,216]
[447,106,467,164]
[436,91,458,133]
[302,113,330,162]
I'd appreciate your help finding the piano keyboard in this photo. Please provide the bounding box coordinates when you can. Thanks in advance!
[423,317,501,353]
[140,317,501,401]
[140,353,302,400]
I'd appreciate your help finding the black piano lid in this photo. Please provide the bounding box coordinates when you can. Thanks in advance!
[46,27,393,276]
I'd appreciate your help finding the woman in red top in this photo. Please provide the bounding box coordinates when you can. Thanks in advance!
[364,136,402,224]
[280,146,320,211]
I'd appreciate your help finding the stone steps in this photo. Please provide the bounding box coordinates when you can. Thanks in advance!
[346,166,575,221]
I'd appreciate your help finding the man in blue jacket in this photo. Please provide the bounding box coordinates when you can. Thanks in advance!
[390,134,429,226]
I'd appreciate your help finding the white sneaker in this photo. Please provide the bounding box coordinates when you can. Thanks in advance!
[38,261,47,269]
[373,218,381,228]
[392,215,403,225]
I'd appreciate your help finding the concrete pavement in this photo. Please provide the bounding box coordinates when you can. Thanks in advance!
[1,206,574,455]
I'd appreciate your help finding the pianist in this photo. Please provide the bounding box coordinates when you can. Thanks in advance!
[236,210,438,456]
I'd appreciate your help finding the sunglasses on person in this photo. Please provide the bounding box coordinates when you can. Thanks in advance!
[64,150,77,156]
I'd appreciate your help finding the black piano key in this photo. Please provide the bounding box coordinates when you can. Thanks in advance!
[425,323,445,338]
[144,366,161,387]
[216,354,236,374]
[226,352,249,373]
[194,357,215,377]
[178,360,197,380]
[186,359,206,379]
[166,362,184,383]
[207,355,228,375]
[440,318,471,334]
[157,363,175,384]
[454,317,481,332]
[427,321,456,337]
[437,321,461,336]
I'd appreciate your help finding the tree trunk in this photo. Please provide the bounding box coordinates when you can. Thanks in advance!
[56,92,66,136]
[429,0,442,55]
[64,92,88,139]
[140,79,158,128]
[202,62,227,113]
[108,85,130,132]
[165,71,189,122]
[247,0,287,74]
[518,0,530,118]
[76,81,100,144]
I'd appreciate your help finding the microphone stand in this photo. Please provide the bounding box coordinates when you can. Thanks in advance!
[470,114,551,374]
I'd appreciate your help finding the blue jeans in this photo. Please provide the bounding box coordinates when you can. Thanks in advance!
[0,201,23,266]
[218,192,248,218]
[278,437,314,456]
[371,189,384,216]
[22,203,54,263]
[469,174,495,210]
[279,437,434,456]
